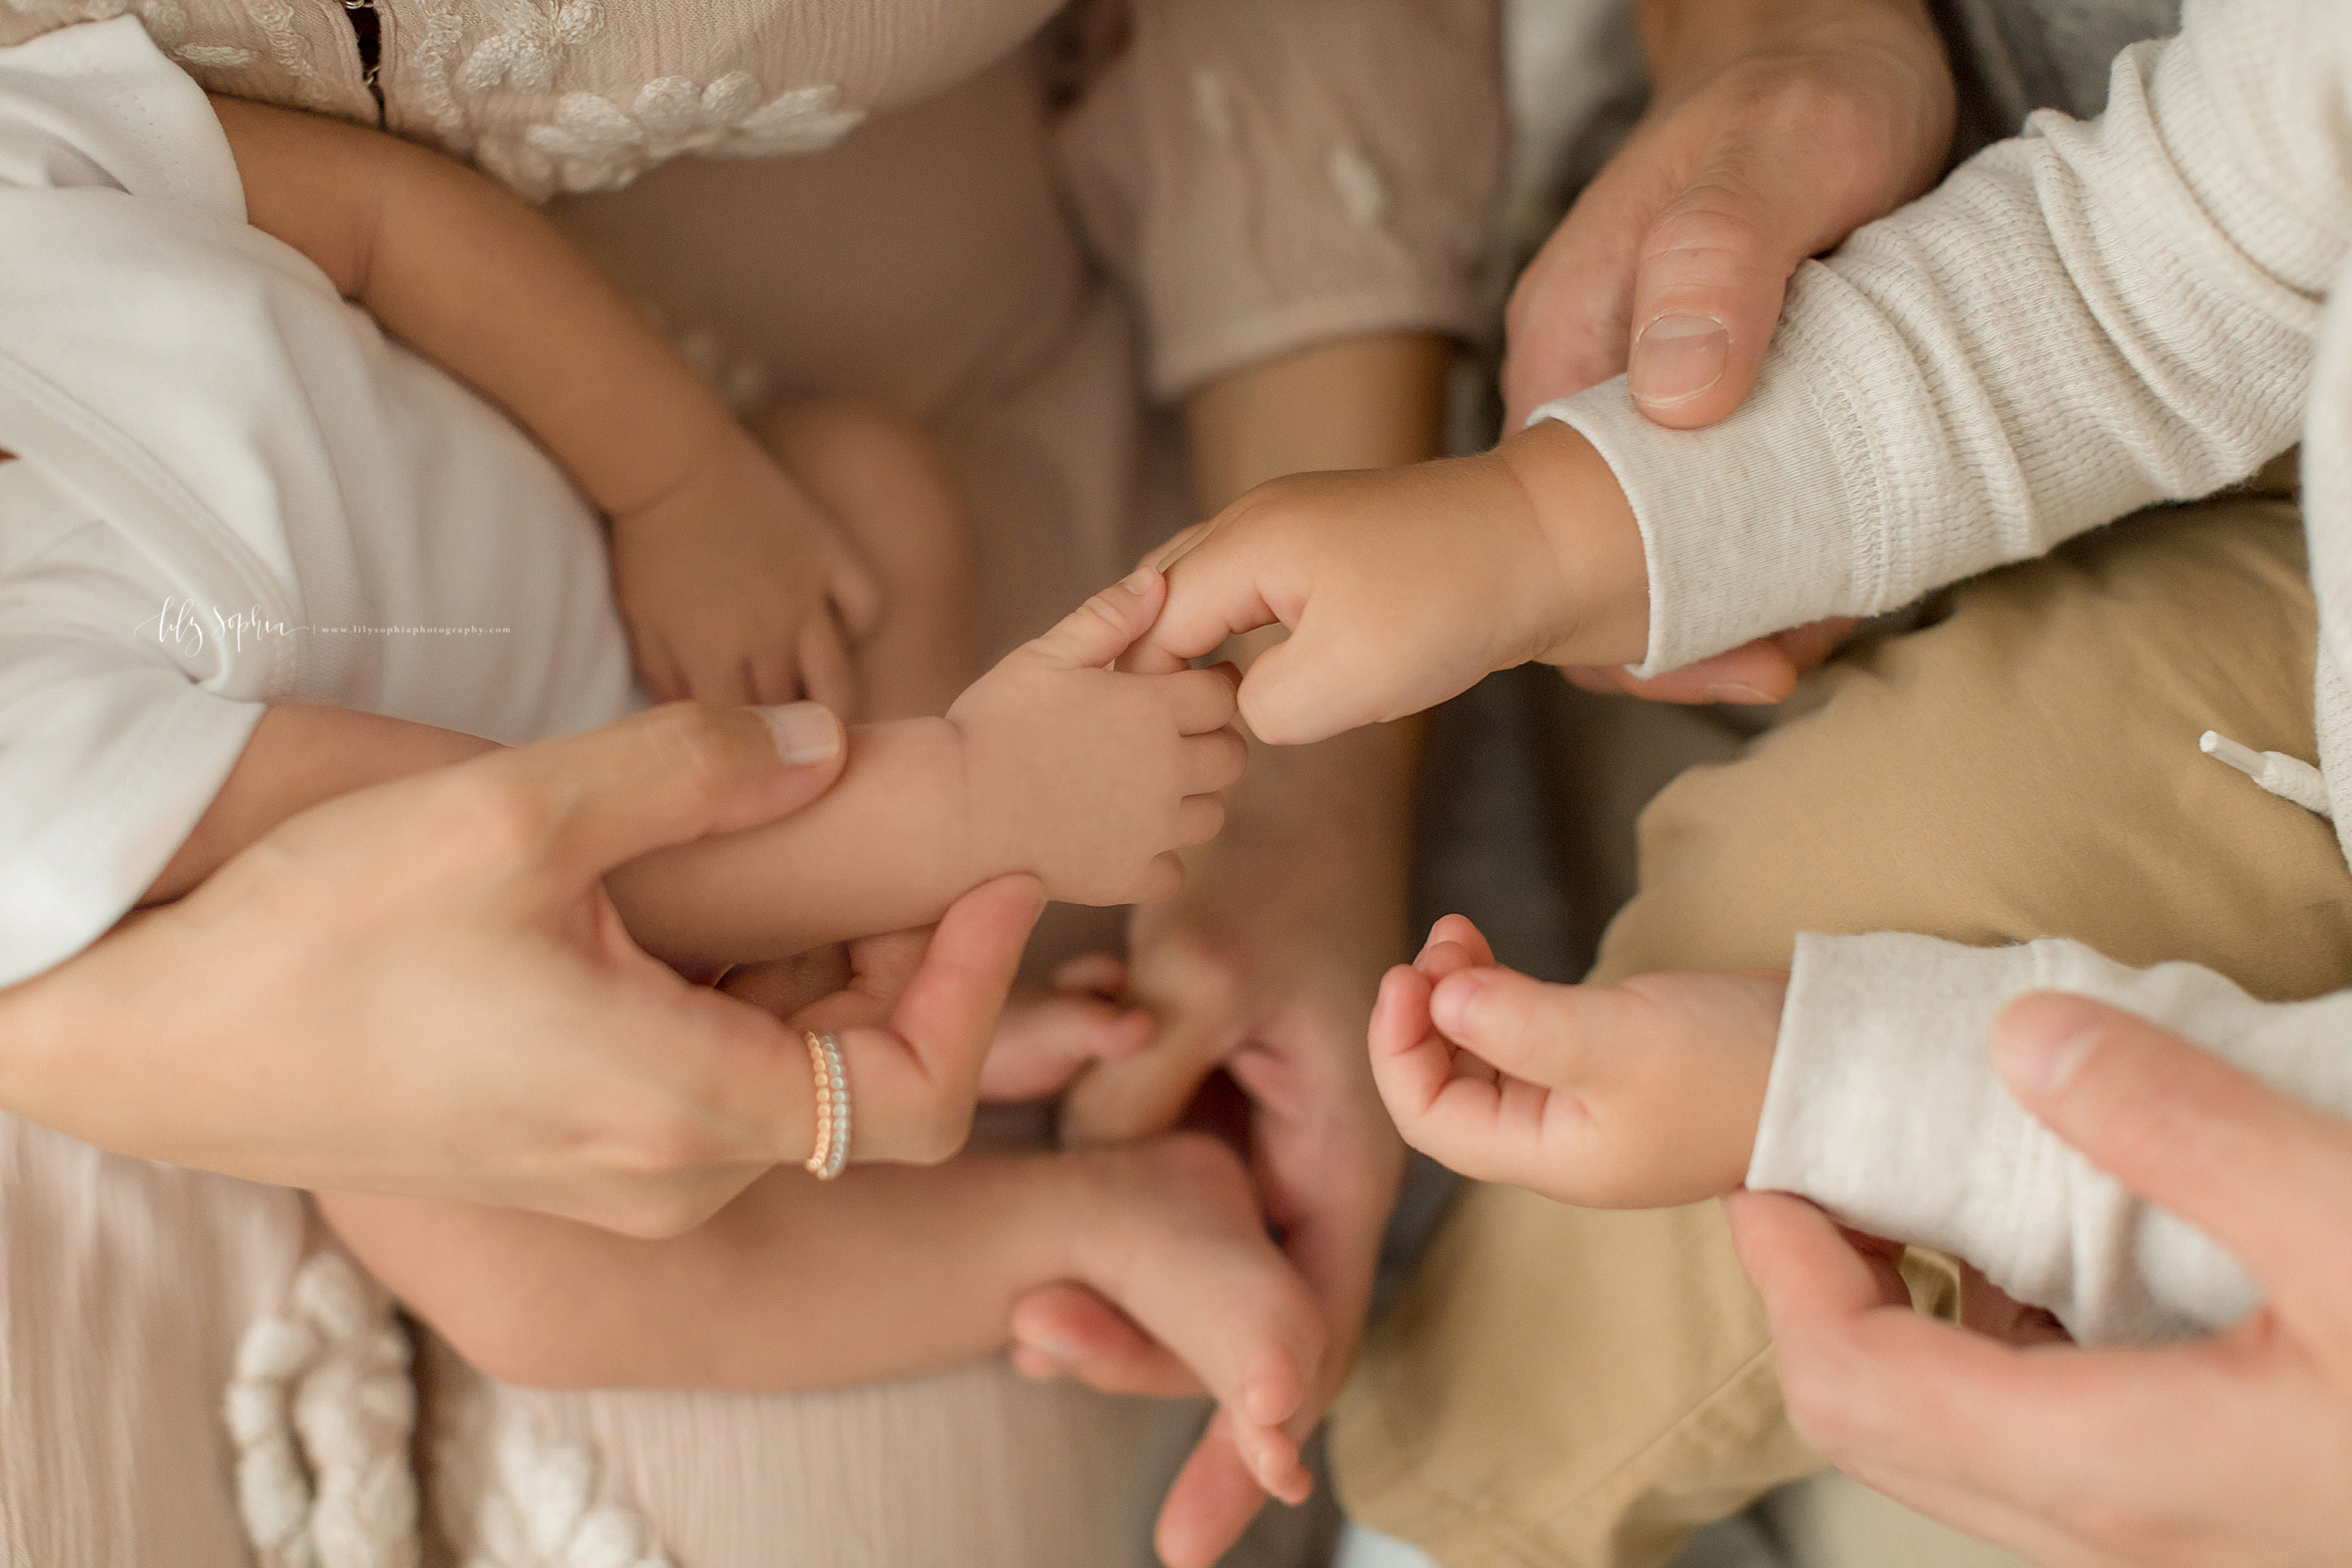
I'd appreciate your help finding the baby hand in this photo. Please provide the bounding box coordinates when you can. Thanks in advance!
[1128,420,1649,745]
[1022,1133,1324,1523]
[946,568,1247,907]
[1369,914,1786,1207]
[977,957,1157,1102]
[608,428,882,710]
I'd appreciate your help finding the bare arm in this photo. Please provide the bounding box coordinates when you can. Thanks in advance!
[210,96,731,520]
[320,1154,1085,1388]
[140,702,987,961]
[207,97,878,708]
[147,572,1238,972]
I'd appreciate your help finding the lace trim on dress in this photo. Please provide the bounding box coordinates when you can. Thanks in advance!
[483,71,865,198]
[0,0,253,71]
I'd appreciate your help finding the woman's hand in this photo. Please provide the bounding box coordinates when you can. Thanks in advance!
[1503,0,1951,704]
[1733,995,2352,1566]
[720,876,1049,1165]
[0,705,1016,1235]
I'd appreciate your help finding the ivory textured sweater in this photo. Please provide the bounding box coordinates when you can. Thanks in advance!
[1539,0,2352,1346]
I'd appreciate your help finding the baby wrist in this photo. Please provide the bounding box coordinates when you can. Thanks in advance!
[1497,420,1649,669]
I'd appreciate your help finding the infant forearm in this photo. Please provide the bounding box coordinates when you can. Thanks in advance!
[1497,420,1651,669]
[213,97,730,516]
[143,704,495,902]
[317,1155,1084,1390]
[610,717,990,969]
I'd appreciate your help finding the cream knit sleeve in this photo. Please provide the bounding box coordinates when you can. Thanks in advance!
[1052,0,1503,404]
[1750,933,2352,1346]
[1534,0,2349,676]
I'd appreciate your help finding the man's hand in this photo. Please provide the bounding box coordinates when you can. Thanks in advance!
[1504,0,1951,704]
[1731,995,2352,1567]
[1,705,1026,1235]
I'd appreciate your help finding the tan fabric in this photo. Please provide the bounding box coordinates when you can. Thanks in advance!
[1332,495,2352,1568]
[1764,1473,2033,1568]
[0,1114,311,1568]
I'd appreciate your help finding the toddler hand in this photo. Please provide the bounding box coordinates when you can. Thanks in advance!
[1127,421,1649,745]
[946,568,1247,907]
[609,428,882,711]
[1369,914,1786,1207]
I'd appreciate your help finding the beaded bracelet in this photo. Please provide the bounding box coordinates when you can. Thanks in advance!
[803,1031,850,1180]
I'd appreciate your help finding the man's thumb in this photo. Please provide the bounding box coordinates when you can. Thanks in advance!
[1993,992,2352,1301]
[1623,182,1797,430]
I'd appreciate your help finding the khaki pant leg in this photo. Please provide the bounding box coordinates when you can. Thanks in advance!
[1333,497,2352,1568]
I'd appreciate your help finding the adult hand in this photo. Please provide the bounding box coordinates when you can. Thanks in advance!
[1011,732,1411,1568]
[1731,994,2352,1566]
[1505,0,1951,703]
[0,705,1025,1235]
[721,875,1049,1165]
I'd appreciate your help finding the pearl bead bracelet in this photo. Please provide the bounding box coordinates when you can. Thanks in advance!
[803,1030,851,1180]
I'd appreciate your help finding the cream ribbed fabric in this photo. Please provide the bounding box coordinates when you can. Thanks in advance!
[1537,0,2352,1344]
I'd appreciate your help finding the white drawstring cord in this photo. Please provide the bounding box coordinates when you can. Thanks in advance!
[2200,731,2332,816]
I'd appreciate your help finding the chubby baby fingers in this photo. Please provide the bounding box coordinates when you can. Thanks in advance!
[1162,662,1242,733]
[1029,566,1168,671]
[796,610,859,716]
[1130,850,1187,906]
[1179,727,1248,795]
[1367,965,1535,1177]
[1368,963,1459,1118]
[1416,912,1498,977]
[1173,794,1227,848]
[1427,965,1611,1089]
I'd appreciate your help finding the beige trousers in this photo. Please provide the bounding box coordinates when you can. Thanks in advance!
[1330,488,2352,1568]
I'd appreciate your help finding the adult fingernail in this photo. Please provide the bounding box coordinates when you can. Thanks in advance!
[1708,681,1773,705]
[757,701,842,765]
[1993,997,2106,1098]
[1121,565,1158,595]
[1629,315,1729,406]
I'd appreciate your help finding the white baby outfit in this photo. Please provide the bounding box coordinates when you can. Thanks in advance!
[0,18,636,987]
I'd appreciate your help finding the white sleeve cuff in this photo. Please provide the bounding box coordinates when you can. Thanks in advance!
[1748,931,2294,1345]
